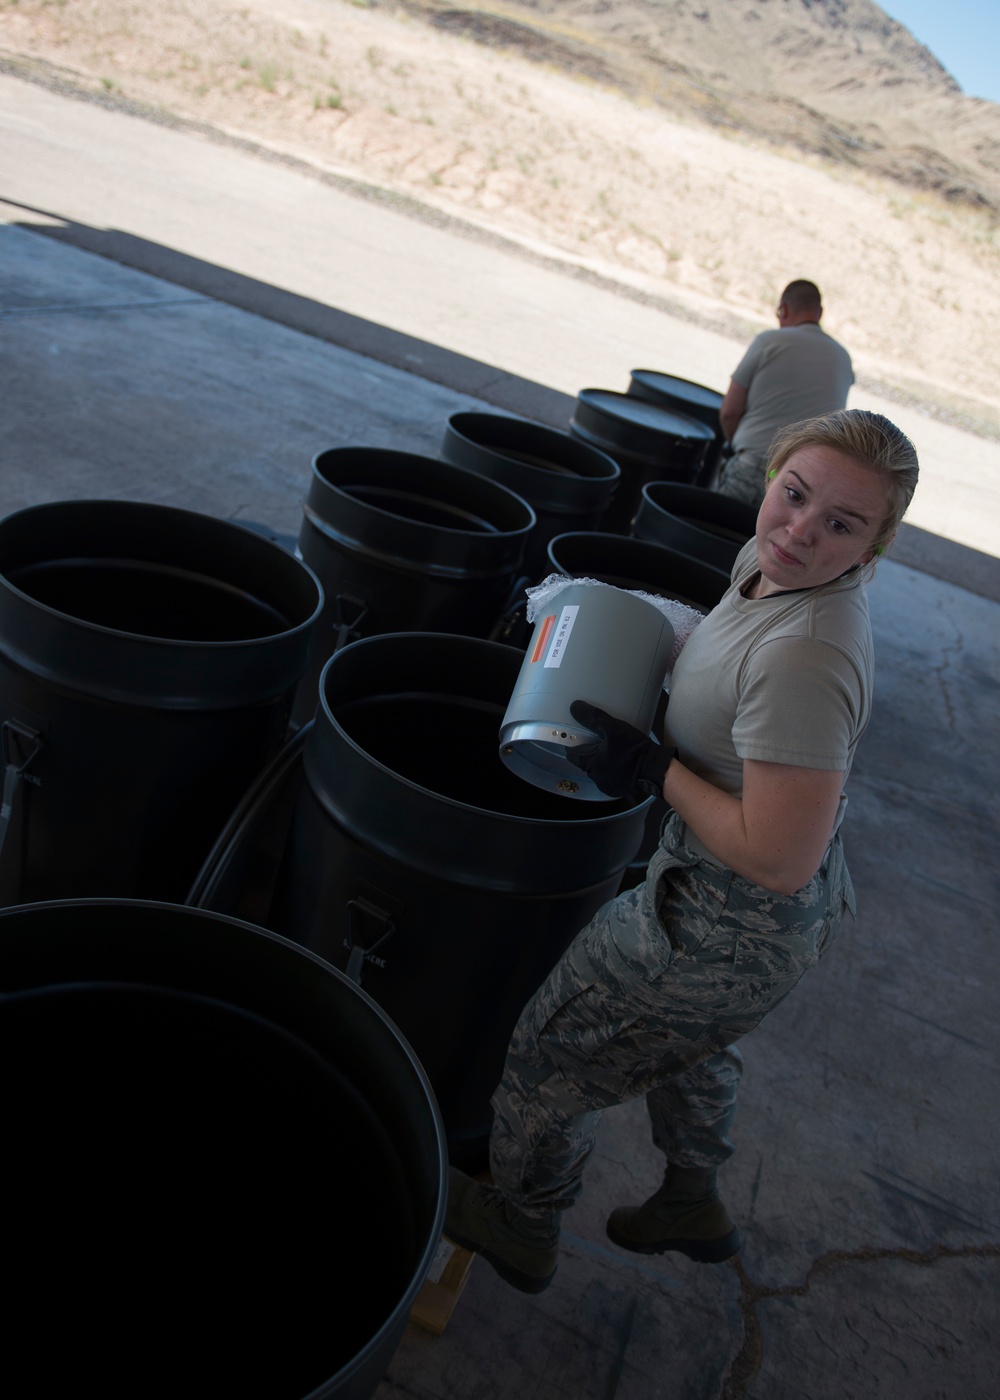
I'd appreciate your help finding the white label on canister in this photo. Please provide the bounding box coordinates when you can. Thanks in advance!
[544,604,579,668]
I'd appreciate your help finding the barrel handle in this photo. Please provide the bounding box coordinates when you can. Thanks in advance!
[344,896,395,986]
[489,574,533,644]
[0,720,42,905]
[332,594,370,655]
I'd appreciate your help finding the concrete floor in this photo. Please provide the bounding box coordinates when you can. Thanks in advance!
[2,157,999,1397]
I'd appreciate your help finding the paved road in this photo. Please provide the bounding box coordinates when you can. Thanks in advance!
[2,70,999,562]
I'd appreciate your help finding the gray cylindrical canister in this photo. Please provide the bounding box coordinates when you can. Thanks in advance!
[499,582,674,800]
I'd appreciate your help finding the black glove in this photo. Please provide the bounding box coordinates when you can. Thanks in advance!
[567,701,676,800]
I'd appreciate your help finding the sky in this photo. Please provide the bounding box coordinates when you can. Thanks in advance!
[881,0,1000,104]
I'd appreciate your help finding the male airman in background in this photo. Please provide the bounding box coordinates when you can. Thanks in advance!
[717,280,854,507]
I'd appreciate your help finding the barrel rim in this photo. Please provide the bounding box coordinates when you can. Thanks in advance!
[547,530,733,587]
[310,445,537,539]
[0,894,441,1077]
[300,500,529,582]
[628,368,725,409]
[574,388,716,441]
[444,410,622,484]
[635,483,756,569]
[314,632,652,832]
[641,480,756,512]
[0,893,449,1398]
[0,500,324,708]
[0,498,325,650]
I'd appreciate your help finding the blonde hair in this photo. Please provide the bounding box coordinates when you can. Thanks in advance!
[766,409,919,556]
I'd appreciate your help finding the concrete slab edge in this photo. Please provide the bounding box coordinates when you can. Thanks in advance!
[889,522,1000,604]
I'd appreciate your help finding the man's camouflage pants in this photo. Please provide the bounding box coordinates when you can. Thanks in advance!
[717,448,767,508]
[489,813,855,1216]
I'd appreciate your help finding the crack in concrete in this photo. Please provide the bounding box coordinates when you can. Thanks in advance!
[860,1170,994,1232]
[930,606,965,737]
[875,998,981,1046]
[748,1156,764,1214]
[719,1240,1000,1399]
[604,1294,638,1400]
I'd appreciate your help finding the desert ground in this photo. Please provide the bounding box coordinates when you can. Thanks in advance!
[2,0,998,437]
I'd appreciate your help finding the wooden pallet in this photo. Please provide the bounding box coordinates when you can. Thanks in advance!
[409,1236,476,1335]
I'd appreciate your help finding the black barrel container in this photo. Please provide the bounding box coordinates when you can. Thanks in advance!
[440,411,620,579]
[569,389,715,535]
[0,898,447,1400]
[547,531,731,613]
[292,447,535,726]
[627,370,726,488]
[633,482,757,573]
[0,500,322,906]
[269,633,651,1166]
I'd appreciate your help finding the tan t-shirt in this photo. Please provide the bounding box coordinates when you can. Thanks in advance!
[664,542,873,836]
[731,324,854,458]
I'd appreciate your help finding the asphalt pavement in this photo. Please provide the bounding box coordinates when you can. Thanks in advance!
[2,69,999,1400]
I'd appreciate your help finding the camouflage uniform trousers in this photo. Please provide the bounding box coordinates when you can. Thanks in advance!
[489,812,855,1217]
[717,448,767,508]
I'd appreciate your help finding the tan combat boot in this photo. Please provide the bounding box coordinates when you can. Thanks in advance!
[445,1166,560,1293]
[606,1165,740,1263]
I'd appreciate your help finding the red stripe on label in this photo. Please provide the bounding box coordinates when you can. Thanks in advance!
[531,614,556,663]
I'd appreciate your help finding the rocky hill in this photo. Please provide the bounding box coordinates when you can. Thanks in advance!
[386,0,1000,211]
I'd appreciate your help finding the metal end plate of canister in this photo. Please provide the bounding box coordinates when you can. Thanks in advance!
[498,719,610,801]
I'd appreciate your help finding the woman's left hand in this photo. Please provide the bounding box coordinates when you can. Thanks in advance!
[567,701,676,799]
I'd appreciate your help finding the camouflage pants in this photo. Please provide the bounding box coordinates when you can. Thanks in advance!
[717,448,767,508]
[489,813,854,1216]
